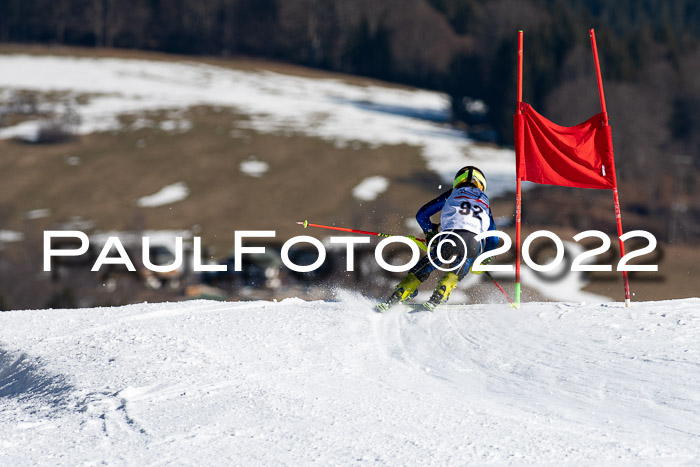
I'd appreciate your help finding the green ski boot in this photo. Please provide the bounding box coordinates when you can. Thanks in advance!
[423,272,459,311]
[375,273,421,313]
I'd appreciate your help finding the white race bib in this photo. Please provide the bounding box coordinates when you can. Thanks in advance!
[440,187,491,234]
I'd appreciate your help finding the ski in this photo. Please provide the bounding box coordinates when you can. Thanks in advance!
[374,302,435,313]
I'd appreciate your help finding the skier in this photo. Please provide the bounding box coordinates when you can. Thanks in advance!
[376,166,499,312]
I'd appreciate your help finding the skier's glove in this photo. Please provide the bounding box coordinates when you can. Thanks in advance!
[425,228,439,244]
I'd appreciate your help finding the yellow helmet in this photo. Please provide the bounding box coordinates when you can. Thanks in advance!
[453,166,486,191]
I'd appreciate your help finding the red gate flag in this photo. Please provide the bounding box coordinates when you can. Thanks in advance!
[513,28,630,308]
[515,102,615,189]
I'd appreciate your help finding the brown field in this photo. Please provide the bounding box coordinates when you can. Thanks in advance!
[0,106,439,255]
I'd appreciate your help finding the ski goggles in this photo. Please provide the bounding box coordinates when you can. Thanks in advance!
[453,169,486,191]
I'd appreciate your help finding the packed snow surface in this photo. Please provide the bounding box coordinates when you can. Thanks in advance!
[24,208,51,220]
[239,157,270,178]
[0,230,24,245]
[136,182,190,208]
[1,297,699,465]
[0,54,515,195]
[352,175,390,201]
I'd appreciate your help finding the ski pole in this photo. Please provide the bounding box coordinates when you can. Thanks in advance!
[297,220,427,252]
[484,271,517,308]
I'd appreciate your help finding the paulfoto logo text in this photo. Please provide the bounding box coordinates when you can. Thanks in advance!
[43,230,659,275]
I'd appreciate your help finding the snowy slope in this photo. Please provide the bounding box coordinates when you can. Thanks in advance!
[1,296,699,465]
[0,54,515,195]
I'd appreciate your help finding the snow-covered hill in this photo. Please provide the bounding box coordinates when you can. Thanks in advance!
[2,296,699,465]
[0,54,515,196]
